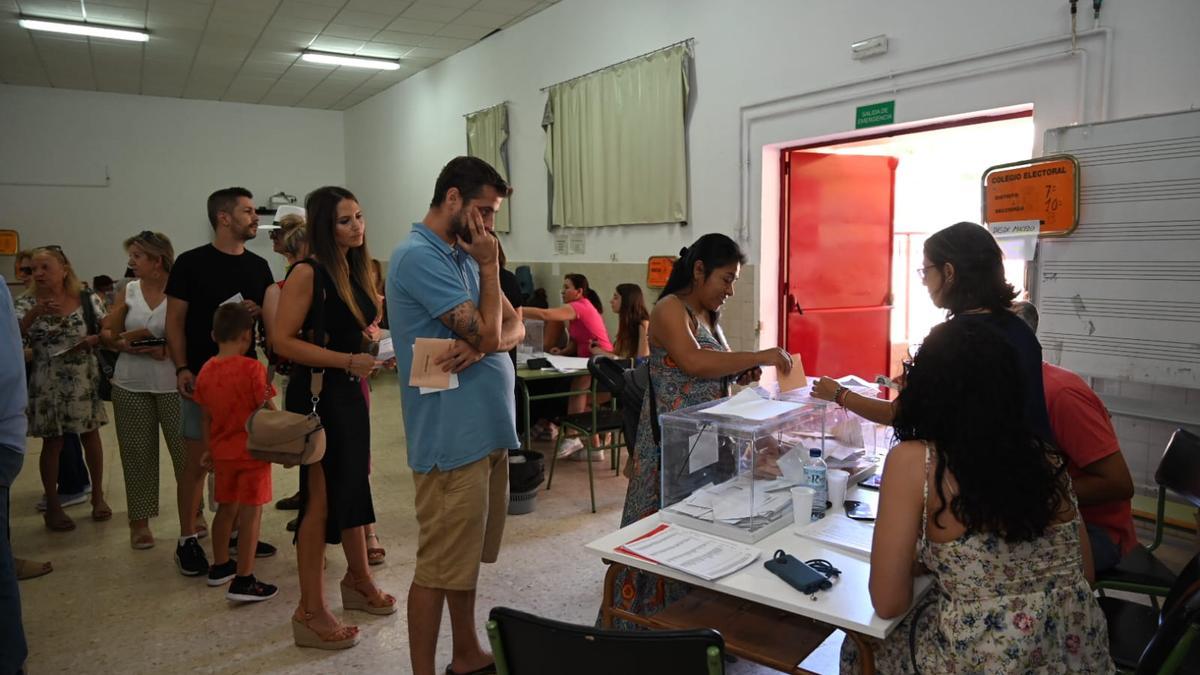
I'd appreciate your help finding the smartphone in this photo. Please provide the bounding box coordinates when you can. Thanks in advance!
[844,500,876,521]
[130,337,167,347]
[859,473,882,490]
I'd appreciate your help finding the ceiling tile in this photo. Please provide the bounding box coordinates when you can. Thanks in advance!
[308,35,365,52]
[259,88,309,106]
[472,0,538,13]
[80,4,148,25]
[332,10,396,28]
[277,0,339,22]
[344,0,411,12]
[92,0,155,8]
[356,41,405,58]
[435,22,492,40]
[268,15,328,34]
[422,0,478,9]
[454,9,512,28]
[402,3,465,23]
[214,0,277,9]
[418,35,472,50]
[140,78,185,97]
[404,45,454,59]
[238,59,291,76]
[373,30,425,46]
[199,30,258,49]
[248,46,304,63]
[146,11,209,29]
[321,23,378,40]
[257,27,318,45]
[16,0,84,21]
[384,17,442,34]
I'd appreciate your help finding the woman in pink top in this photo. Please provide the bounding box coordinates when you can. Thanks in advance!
[523,275,614,447]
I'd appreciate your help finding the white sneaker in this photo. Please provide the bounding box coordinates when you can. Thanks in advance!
[569,447,607,463]
[556,437,584,459]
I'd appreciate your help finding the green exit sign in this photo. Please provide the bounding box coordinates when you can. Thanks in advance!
[855,101,895,129]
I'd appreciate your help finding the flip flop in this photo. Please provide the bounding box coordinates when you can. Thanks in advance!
[15,558,53,580]
[92,503,113,522]
[444,663,496,675]
[44,511,76,531]
[130,526,155,550]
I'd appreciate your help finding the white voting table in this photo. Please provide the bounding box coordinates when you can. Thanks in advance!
[584,485,931,674]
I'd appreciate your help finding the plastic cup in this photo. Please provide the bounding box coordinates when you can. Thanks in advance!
[790,486,815,527]
[827,470,850,514]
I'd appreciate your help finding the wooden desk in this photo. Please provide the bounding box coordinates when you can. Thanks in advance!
[584,492,931,674]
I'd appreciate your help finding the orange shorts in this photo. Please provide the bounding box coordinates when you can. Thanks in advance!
[213,460,272,506]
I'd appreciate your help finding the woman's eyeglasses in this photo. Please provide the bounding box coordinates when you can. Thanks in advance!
[18,266,33,275]
[916,264,937,280]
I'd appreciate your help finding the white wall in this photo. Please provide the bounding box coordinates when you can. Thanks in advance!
[345,0,1200,280]
[0,85,345,282]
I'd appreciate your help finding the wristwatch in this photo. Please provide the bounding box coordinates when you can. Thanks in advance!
[175,365,190,375]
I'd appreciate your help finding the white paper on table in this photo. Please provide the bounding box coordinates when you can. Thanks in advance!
[835,375,875,389]
[794,514,875,558]
[375,337,395,362]
[824,439,865,462]
[701,388,802,421]
[545,354,590,372]
[711,487,790,523]
[687,426,720,473]
[222,292,244,306]
[618,525,761,581]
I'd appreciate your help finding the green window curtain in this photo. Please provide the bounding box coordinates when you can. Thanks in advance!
[466,103,511,232]
[543,43,691,228]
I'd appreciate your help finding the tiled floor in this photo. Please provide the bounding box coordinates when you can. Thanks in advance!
[10,379,1195,674]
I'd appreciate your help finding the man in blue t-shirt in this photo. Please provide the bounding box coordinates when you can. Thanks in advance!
[388,156,524,675]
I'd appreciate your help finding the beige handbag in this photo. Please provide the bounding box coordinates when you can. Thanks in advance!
[246,258,332,467]
[246,370,326,467]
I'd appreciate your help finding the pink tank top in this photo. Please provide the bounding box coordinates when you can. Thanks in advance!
[567,299,612,357]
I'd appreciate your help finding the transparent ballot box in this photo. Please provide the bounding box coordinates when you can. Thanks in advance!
[659,389,831,543]
[516,319,544,366]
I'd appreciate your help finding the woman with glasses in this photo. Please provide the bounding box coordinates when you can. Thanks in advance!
[15,246,111,531]
[100,232,186,550]
[812,221,1052,441]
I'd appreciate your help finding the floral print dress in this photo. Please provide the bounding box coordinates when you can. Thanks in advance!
[608,298,731,629]
[16,293,109,438]
[841,444,1114,674]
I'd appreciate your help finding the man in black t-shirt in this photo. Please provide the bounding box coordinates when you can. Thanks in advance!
[165,187,275,577]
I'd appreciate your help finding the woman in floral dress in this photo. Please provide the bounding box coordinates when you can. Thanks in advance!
[840,319,1113,673]
[607,233,793,628]
[16,247,111,531]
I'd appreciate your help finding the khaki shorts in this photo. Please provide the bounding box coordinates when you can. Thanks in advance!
[412,450,509,591]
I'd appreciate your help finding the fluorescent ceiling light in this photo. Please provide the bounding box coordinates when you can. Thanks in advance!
[301,51,400,71]
[19,17,149,42]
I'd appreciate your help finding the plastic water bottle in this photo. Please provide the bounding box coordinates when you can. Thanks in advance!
[804,448,828,520]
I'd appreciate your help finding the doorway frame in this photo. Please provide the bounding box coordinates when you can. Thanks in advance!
[775,108,1035,347]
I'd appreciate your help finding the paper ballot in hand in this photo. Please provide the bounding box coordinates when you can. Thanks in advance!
[409,338,456,390]
[777,354,807,393]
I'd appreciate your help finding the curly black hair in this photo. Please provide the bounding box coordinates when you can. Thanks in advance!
[924,221,1017,316]
[893,318,1070,542]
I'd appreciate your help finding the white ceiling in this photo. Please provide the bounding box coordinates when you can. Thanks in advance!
[0,0,558,110]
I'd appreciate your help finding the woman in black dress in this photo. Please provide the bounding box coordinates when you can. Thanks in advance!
[275,186,395,650]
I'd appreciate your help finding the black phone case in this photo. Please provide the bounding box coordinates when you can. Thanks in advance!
[763,552,830,595]
[526,357,551,369]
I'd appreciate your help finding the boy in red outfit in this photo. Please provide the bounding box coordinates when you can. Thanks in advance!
[194,303,278,602]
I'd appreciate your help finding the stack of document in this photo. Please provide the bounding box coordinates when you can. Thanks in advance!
[618,524,761,581]
[667,476,793,530]
[793,514,875,558]
[544,354,590,372]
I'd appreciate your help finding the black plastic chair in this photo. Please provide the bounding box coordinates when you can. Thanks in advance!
[486,606,725,675]
[1099,552,1200,673]
[546,357,626,512]
[1098,428,1200,604]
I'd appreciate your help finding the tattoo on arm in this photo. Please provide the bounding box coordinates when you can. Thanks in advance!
[440,300,484,350]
